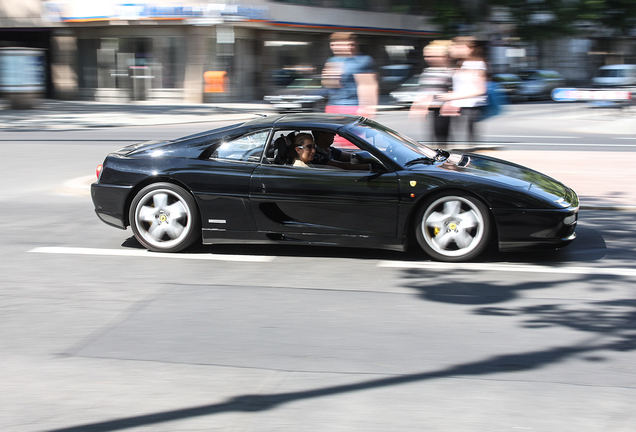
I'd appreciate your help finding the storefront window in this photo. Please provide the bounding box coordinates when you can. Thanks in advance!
[262,39,318,87]
[77,36,185,91]
[153,37,186,89]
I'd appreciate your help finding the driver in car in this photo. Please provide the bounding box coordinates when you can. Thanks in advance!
[311,130,370,170]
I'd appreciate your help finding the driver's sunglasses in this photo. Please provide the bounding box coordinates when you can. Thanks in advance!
[299,144,316,150]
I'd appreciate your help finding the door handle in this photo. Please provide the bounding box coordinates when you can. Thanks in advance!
[261,182,266,193]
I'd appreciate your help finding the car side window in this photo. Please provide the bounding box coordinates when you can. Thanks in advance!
[210,130,269,163]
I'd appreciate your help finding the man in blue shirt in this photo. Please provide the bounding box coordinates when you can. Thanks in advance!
[322,32,379,118]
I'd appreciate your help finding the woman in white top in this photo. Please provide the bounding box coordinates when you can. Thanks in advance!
[290,133,316,168]
[437,37,487,144]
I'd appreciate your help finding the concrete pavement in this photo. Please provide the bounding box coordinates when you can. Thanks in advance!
[0,99,264,130]
[1,99,635,211]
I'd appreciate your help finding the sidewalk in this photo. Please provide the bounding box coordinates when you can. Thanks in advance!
[2,99,635,211]
[0,99,268,130]
[478,149,636,211]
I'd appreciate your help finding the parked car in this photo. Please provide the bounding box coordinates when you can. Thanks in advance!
[491,73,523,103]
[91,114,579,262]
[270,69,300,87]
[592,64,636,87]
[391,73,522,107]
[263,77,327,113]
[517,70,566,100]
[380,64,415,94]
[389,75,421,107]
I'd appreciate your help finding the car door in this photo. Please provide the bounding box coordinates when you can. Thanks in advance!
[249,163,400,239]
[183,129,270,237]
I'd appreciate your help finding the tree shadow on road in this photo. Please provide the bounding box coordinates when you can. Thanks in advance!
[46,321,636,432]
[51,210,633,432]
[46,267,636,432]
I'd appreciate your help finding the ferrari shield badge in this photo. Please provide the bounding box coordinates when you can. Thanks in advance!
[409,180,417,187]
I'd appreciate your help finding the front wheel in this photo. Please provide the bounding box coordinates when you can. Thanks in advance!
[415,193,491,262]
[129,183,200,252]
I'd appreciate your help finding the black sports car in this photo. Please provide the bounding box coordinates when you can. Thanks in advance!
[91,114,578,262]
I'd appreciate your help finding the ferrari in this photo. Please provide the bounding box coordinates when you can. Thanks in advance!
[91,114,578,262]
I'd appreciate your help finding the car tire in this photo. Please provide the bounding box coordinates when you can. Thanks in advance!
[415,193,491,262]
[129,183,200,253]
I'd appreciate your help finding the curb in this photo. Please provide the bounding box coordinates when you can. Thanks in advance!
[0,113,262,132]
[0,109,405,132]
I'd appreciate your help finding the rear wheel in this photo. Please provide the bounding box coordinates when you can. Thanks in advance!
[415,193,491,262]
[129,183,200,252]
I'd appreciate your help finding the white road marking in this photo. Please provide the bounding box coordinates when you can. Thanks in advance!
[484,135,580,139]
[28,246,275,262]
[378,261,636,277]
[57,175,94,196]
[27,247,636,276]
[477,142,636,147]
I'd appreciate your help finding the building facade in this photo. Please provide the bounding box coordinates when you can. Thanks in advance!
[2,0,634,103]
[0,0,438,102]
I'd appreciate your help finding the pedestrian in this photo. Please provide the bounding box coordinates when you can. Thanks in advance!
[321,32,379,118]
[436,36,487,145]
[409,40,454,148]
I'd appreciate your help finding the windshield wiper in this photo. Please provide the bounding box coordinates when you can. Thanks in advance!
[435,149,450,161]
[405,149,449,167]
[404,157,434,167]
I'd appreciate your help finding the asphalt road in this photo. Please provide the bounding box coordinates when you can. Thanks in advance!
[1,115,636,431]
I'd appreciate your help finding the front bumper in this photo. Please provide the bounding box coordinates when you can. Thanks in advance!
[494,207,578,251]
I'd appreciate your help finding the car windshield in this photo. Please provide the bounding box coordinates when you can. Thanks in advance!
[494,74,517,82]
[347,118,438,165]
[287,78,322,89]
[518,71,540,80]
[597,69,628,78]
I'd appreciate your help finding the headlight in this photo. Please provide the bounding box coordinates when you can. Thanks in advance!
[563,214,577,225]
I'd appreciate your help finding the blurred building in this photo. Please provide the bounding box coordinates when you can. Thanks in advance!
[1,0,437,103]
[1,0,635,103]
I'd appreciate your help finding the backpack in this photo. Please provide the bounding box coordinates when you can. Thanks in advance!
[479,81,507,121]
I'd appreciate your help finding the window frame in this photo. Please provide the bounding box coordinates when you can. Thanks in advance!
[208,128,272,164]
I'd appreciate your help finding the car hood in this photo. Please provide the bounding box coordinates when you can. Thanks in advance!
[439,152,575,205]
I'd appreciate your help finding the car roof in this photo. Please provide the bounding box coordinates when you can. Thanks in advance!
[598,64,636,70]
[244,113,363,129]
[519,69,561,74]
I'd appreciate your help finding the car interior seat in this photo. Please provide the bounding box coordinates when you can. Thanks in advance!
[270,132,299,165]
[273,135,288,165]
